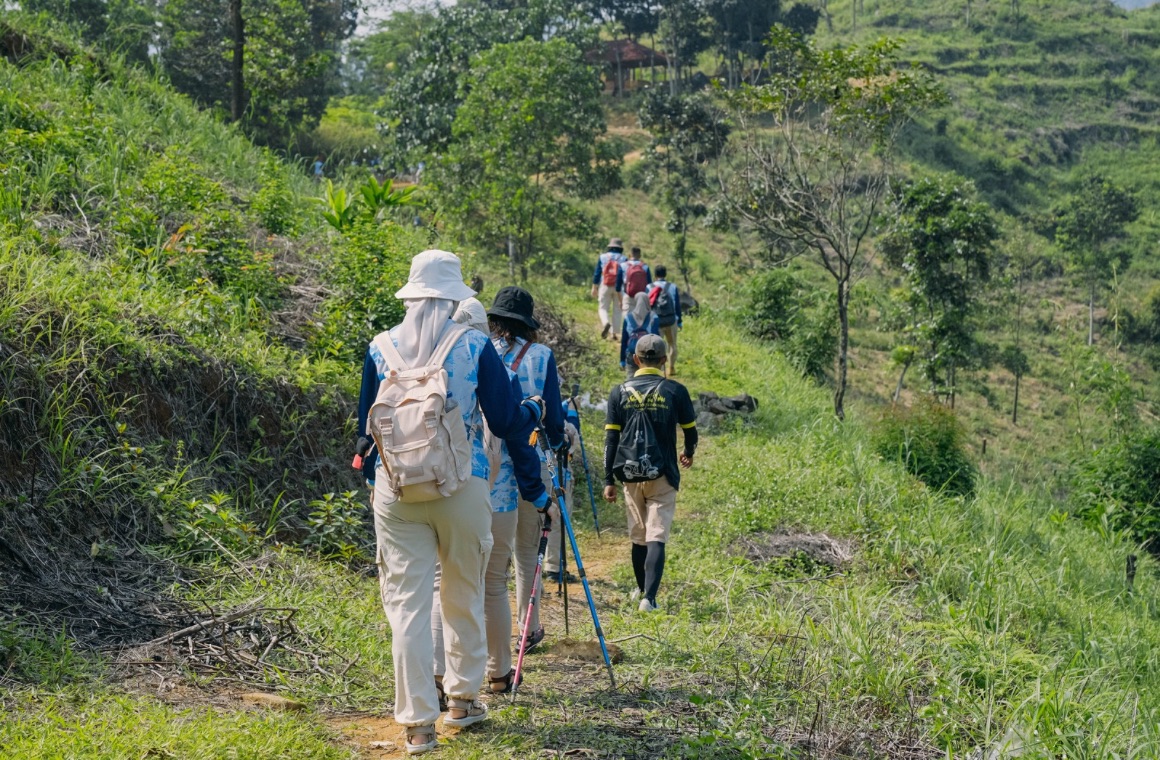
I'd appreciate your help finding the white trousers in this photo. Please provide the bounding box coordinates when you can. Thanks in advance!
[598,283,621,333]
[373,476,492,727]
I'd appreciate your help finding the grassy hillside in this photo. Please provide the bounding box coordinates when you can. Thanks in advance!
[5,6,1160,760]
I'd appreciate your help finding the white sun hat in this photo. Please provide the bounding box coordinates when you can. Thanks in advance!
[453,297,490,334]
[394,249,477,301]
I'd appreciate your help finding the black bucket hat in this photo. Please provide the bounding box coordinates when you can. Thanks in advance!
[487,286,540,330]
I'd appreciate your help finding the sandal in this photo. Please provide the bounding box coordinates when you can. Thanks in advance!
[435,676,447,713]
[519,626,545,655]
[405,725,438,756]
[488,668,521,695]
[443,698,488,729]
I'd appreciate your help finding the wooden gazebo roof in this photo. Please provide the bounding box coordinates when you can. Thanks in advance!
[586,39,668,69]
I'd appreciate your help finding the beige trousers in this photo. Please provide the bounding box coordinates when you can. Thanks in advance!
[624,477,678,544]
[373,476,492,727]
[598,283,621,334]
[659,324,678,373]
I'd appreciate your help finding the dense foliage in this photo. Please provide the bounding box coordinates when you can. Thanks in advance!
[871,400,978,496]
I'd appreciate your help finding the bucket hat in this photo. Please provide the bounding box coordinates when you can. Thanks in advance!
[635,334,668,360]
[487,286,540,330]
[453,297,490,334]
[607,237,624,251]
[394,250,476,301]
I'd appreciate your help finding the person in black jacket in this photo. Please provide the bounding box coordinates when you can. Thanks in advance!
[602,334,697,612]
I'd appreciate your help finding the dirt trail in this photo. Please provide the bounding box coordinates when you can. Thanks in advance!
[328,524,636,758]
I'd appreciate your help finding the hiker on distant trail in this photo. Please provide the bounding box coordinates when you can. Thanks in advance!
[356,252,549,755]
[312,156,324,181]
[603,335,697,612]
[486,286,567,688]
[620,246,652,314]
[429,296,543,710]
[544,401,581,584]
[591,237,626,341]
[647,265,682,377]
[621,291,661,379]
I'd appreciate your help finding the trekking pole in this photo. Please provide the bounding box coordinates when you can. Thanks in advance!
[536,424,616,689]
[557,447,570,636]
[569,383,602,538]
[512,510,551,701]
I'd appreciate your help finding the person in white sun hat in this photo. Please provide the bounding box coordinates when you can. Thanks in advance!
[356,250,550,755]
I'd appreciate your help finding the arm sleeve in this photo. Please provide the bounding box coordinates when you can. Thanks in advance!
[673,285,683,327]
[646,265,653,284]
[477,342,546,503]
[603,384,625,486]
[675,385,698,457]
[543,354,564,449]
[357,351,380,480]
[603,429,621,487]
[592,256,603,285]
[616,265,624,293]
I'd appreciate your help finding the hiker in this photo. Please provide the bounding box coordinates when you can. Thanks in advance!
[429,296,547,708]
[544,402,580,584]
[357,251,550,755]
[312,156,324,181]
[647,265,682,377]
[620,291,660,379]
[486,286,567,687]
[603,335,697,612]
[591,238,626,341]
[620,246,653,314]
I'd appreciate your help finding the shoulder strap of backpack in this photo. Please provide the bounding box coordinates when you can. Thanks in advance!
[508,340,534,372]
[373,331,409,372]
[429,323,470,369]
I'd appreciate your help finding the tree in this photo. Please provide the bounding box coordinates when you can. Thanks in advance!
[160,0,356,148]
[716,29,945,420]
[639,90,729,291]
[23,0,158,65]
[1046,176,1139,347]
[882,176,998,408]
[704,0,781,88]
[383,0,595,166]
[344,10,435,97]
[433,38,620,282]
[658,0,712,94]
[584,0,660,40]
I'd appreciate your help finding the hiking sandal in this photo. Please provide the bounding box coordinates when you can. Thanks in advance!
[519,626,545,655]
[404,725,438,756]
[443,698,488,729]
[435,676,447,712]
[488,668,521,695]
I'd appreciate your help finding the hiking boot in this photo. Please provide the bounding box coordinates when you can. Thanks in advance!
[638,598,659,613]
[545,570,576,584]
[519,626,545,654]
[601,323,610,340]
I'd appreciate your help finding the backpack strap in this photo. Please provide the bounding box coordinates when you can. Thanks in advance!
[373,323,469,374]
[508,340,534,372]
[429,323,470,369]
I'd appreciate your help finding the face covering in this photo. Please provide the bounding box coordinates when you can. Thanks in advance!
[394,298,458,366]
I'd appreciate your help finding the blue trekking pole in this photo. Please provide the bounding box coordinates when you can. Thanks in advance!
[569,383,602,538]
[534,424,616,690]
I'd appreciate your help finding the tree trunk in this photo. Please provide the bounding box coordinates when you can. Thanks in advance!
[1088,280,1095,346]
[507,235,516,283]
[834,279,850,421]
[230,0,245,123]
[1012,372,1021,425]
[892,358,911,405]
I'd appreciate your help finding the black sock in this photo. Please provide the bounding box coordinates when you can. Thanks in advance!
[631,543,647,592]
[644,541,666,602]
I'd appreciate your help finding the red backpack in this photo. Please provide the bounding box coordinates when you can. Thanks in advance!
[624,262,648,297]
[601,257,620,286]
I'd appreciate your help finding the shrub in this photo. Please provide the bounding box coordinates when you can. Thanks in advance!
[871,400,977,496]
[743,268,838,383]
[1072,426,1160,546]
[252,157,298,236]
[311,218,420,362]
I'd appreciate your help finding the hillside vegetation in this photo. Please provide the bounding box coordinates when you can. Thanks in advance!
[4,4,1160,760]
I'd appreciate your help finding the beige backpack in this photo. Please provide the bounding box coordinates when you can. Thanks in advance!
[368,324,472,503]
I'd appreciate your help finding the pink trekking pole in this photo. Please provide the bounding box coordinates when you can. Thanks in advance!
[512,511,551,700]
